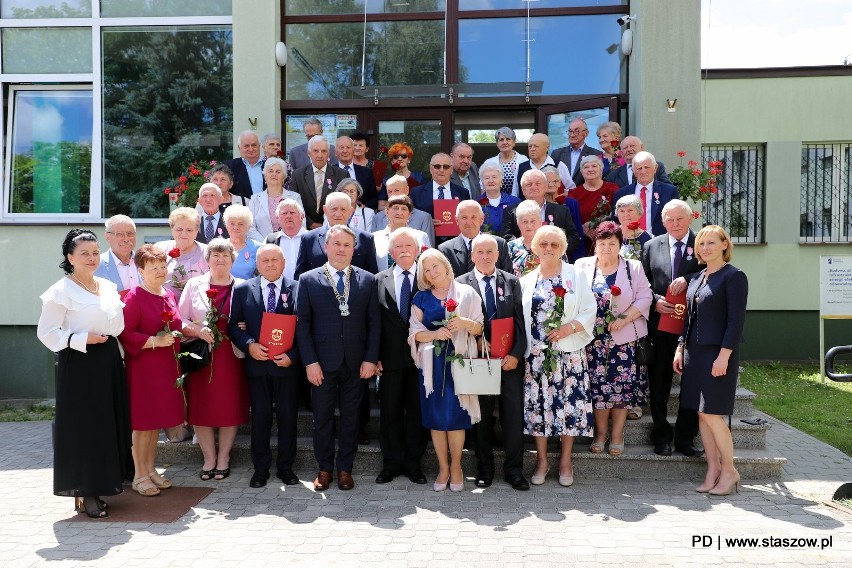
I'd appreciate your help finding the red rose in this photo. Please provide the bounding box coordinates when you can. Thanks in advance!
[677,151,686,158]
[189,167,200,176]
[444,298,459,313]
[277,149,285,157]
[627,221,640,230]
[380,145,388,154]
[161,310,174,323]
[610,285,622,297]
[391,162,401,171]
[421,245,429,252]
[168,247,181,259]
[611,140,619,149]
[164,187,171,195]
[692,211,701,219]
[205,289,218,299]
[478,197,489,206]
[552,286,567,298]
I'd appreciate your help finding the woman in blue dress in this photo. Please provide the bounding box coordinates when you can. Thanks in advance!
[408,249,484,492]
[223,204,262,279]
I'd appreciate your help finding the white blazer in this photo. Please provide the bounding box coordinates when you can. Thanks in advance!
[178,273,245,358]
[520,261,596,356]
[247,189,305,242]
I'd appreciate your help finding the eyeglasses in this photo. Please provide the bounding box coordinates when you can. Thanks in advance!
[107,231,136,239]
[430,164,452,170]
[391,154,408,160]
[567,128,586,135]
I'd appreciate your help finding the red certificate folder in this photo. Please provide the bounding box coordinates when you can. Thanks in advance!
[260,313,297,357]
[489,317,514,358]
[657,290,687,335]
[434,199,461,237]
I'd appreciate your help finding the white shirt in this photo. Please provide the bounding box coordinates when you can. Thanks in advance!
[110,249,138,290]
[667,233,688,278]
[634,181,655,235]
[512,156,576,196]
[473,267,497,310]
[274,227,306,281]
[432,180,451,200]
[37,277,125,353]
[626,163,634,184]
[338,161,355,179]
[393,263,417,306]
[260,274,286,310]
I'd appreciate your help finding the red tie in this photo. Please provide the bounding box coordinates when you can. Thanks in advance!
[639,186,648,230]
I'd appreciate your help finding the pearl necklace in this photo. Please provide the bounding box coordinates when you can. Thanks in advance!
[71,273,99,294]
[141,282,165,296]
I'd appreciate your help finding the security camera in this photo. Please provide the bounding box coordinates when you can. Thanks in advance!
[617,15,636,26]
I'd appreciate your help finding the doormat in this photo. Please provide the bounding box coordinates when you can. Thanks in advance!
[66,485,214,523]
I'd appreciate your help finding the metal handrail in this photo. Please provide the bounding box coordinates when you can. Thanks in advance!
[825,345,852,382]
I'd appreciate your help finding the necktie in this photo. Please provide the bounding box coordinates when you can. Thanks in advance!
[314,169,324,212]
[336,270,345,296]
[465,239,473,272]
[483,275,497,322]
[204,216,215,241]
[672,241,683,278]
[344,165,353,178]
[639,186,648,230]
[399,270,412,322]
[266,282,277,313]
[438,185,446,199]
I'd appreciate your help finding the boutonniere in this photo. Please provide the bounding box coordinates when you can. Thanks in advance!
[502,204,507,209]
[280,292,288,308]
[244,250,251,260]
[547,214,554,225]
[326,178,333,190]
[566,279,575,294]
[217,227,223,236]
[497,286,505,301]
[686,246,694,260]
[654,192,660,204]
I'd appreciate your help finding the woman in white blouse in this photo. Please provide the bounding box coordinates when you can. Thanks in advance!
[247,157,303,241]
[325,179,375,232]
[372,194,429,271]
[37,230,131,519]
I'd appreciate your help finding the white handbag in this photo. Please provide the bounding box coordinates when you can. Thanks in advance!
[452,336,501,395]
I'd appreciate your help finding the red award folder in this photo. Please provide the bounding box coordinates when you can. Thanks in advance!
[489,317,514,358]
[260,313,297,357]
[657,290,687,335]
[434,199,461,237]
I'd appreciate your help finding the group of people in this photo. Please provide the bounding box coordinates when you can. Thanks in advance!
[37,121,748,519]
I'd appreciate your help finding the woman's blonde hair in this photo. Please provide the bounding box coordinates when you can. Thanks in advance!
[416,248,454,290]
[530,225,568,258]
[694,225,733,264]
[169,206,201,228]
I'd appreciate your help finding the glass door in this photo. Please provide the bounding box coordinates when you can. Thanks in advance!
[365,110,451,183]
[537,97,620,152]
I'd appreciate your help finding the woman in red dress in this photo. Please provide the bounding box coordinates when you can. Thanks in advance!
[568,155,620,250]
[178,238,249,481]
[120,244,185,496]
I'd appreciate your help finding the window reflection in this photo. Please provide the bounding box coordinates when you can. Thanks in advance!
[2,28,92,73]
[100,0,230,17]
[1,0,90,18]
[459,0,623,9]
[285,0,445,17]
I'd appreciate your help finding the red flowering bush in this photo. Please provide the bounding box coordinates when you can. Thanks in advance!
[163,160,219,208]
[669,151,723,208]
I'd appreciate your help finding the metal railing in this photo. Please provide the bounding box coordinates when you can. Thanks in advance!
[801,143,852,243]
[701,145,764,243]
[825,345,852,382]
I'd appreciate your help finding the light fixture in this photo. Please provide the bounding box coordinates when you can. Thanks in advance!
[275,42,288,67]
[621,28,633,56]
[666,99,677,112]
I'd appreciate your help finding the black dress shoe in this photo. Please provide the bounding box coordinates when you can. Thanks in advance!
[406,470,427,485]
[675,445,704,457]
[506,475,530,491]
[277,470,300,485]
[358,432,370,445]
[375,470,398,484]
[249,471,269,488]
[654,443,673,456]
[475,474,493,488]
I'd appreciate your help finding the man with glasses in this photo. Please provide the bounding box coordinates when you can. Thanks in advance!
[551,118,604,186]
[95,215,138,292]
[411,153,471,244]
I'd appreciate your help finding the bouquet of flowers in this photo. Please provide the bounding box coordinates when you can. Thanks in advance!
[542,285,567,374]
[587,195,612,231]
[163,160,219,207]
[432,298,466,394]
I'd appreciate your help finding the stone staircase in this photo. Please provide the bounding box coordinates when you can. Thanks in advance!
[158,372,786,481]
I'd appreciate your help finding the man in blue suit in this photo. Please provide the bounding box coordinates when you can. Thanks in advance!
[332,136,378,210]
[228,244,302,488]
[297,225,381,491]
[294,192,379,278]
[95,215,138,291]
[612,151,679,238]
[410,152,471,223]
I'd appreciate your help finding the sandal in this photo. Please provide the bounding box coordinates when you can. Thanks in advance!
[75,496,108,519]
[132,475,161,497]
[589,439,607,454]
[213,468,230,480]
[199,468,215,481]
[609,443,625,456]
[627,407,642,420]
[148,470,172,489]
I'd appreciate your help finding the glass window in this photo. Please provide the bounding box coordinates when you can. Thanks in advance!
[545,107,610,151]
[458,15,621,96]
[102,25,233,218]
[2,28,93,74]
[8,89,93,214]
[284,114,358,155]
[459,0,623,9]
[286,20,445,100]
[1,0,90,18]
[100,0,230,17]
[377,119,442,178]
[800,144,852,243]
[285,0,445,17]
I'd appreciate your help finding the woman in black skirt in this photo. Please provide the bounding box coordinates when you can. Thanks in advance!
[37,229,131,518]
[673,225,748,497]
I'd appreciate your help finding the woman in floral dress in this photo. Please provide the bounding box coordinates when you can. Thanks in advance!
[520,226,596,487]
[575,222,652,456]
[507,200,544,278]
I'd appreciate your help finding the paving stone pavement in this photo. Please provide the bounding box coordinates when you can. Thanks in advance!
[1,411,850,567]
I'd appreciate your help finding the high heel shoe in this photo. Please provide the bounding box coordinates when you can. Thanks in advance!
[449,472,464,492]
[709,475,740,496]
[433,473,449,492]
[75,496,108,519]
[530,465,550,486]
[695,474,721,493]
[608,443,624,457]
[589,439,607,454]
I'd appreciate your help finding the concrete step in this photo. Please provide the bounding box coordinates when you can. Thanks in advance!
[668,385,755,417]
[157,434,784,482]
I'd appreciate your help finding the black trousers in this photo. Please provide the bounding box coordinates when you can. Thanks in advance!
[311,364,363,472]
[648,331,698,446]
[378,366,426,474]
[247,372,300,474]
[474,368,525,478]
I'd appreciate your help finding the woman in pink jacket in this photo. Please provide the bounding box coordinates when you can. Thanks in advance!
[574,221,653,456]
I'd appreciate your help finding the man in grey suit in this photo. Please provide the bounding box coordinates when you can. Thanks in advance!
[450,143,481,196]
[289,136,349,228]
[369,174,435,246]
[296,225,380,491]
[287,117,336,171]
[550,118,604,187]
[94,214,138,291]
[604,135,672,188]
[439,200,512,276]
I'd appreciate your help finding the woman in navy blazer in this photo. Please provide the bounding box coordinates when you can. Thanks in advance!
[674,226,748,497]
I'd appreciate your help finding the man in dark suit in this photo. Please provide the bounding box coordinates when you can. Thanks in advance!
[195,183,229,243]
[550,118,604,186]
[374,227,428,485]
[438,200,511,276]
[612,151,679,238]
[222,130,265,199]
[332,136,378,210]
[641,199,702,457]
[450,143,481,196]
[287,117,336,171]
[604,135,673,188]
[294,192,379,278]
[455,234,529,490]
[500,169,581,258]
[296,225,381,491]
[410,152,471,220]
[228,244,302,488]
[289,136,349,228]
